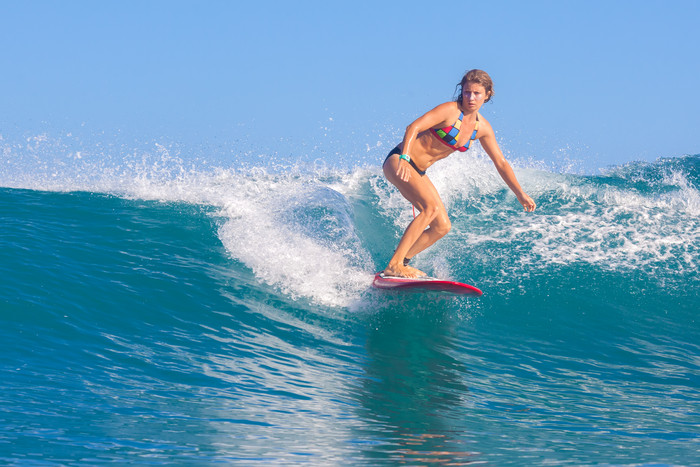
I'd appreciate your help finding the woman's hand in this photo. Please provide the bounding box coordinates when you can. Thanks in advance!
[396,159,412,183]
[518,193,537,212]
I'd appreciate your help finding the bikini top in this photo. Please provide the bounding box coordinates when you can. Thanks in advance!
[430,111,479,152]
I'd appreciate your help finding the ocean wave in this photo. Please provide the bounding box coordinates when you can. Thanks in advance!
[1,132,697,306]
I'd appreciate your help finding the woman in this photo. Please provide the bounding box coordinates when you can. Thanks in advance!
[382,69,536,278]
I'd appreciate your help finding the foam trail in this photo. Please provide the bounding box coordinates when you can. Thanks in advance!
[214,172,374,307]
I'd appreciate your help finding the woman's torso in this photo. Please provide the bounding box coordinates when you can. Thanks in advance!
[399,109,482,172]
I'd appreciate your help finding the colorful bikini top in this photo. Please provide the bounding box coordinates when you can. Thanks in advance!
[430,111,479,152]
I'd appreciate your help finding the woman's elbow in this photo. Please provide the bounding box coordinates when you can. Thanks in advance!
[405,123,420,137]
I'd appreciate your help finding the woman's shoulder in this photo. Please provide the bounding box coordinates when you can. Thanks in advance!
[424,101,459,113]
[426,101,461,120]
[476,112,495,138]
[476,112,491,126]
[434,101,460,112]
[415,102,462,129]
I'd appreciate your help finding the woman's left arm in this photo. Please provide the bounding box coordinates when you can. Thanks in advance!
[479,123,537,212]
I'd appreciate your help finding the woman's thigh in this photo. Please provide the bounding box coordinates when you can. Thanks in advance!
[383,155,447,216]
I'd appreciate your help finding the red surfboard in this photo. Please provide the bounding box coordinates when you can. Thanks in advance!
[372,272,483,296]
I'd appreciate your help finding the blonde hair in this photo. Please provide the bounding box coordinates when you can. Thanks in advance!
[455,69,494,104]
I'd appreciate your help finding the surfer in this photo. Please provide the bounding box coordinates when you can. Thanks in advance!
[382,69,536,278]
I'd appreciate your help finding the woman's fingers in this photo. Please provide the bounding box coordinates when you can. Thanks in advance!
[396,161,411,182]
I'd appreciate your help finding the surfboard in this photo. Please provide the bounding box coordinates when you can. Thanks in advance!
[372,272,483,296]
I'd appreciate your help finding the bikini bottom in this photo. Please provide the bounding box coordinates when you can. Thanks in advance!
[383,146,426,176]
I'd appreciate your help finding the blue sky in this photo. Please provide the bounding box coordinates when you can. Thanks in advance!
[2,0,699,171]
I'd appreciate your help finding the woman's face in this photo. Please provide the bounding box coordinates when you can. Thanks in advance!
[462,82,488,109]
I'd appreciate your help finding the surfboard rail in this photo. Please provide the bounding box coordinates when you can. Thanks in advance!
[372,272,483,296]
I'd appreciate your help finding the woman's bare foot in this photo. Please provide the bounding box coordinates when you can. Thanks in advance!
[404,264,427,277]
[383,263,427,278]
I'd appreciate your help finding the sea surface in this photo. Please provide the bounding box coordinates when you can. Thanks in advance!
[1,138,698,465]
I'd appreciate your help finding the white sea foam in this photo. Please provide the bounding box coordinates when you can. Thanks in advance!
[456,162,698,273]
[120,168,379,308]
[213,171,374,307]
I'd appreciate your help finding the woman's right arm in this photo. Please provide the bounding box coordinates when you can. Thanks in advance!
[394,103,453,181]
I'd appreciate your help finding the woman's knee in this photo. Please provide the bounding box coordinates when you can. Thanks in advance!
[421,203,441,222]
[432,213,451,237]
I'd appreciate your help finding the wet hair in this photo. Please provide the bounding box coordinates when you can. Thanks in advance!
[455,69,494,104]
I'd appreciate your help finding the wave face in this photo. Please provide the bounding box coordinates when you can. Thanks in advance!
[1,144,698,464]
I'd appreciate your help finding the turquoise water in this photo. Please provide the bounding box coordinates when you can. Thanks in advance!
[1,146,698,464]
